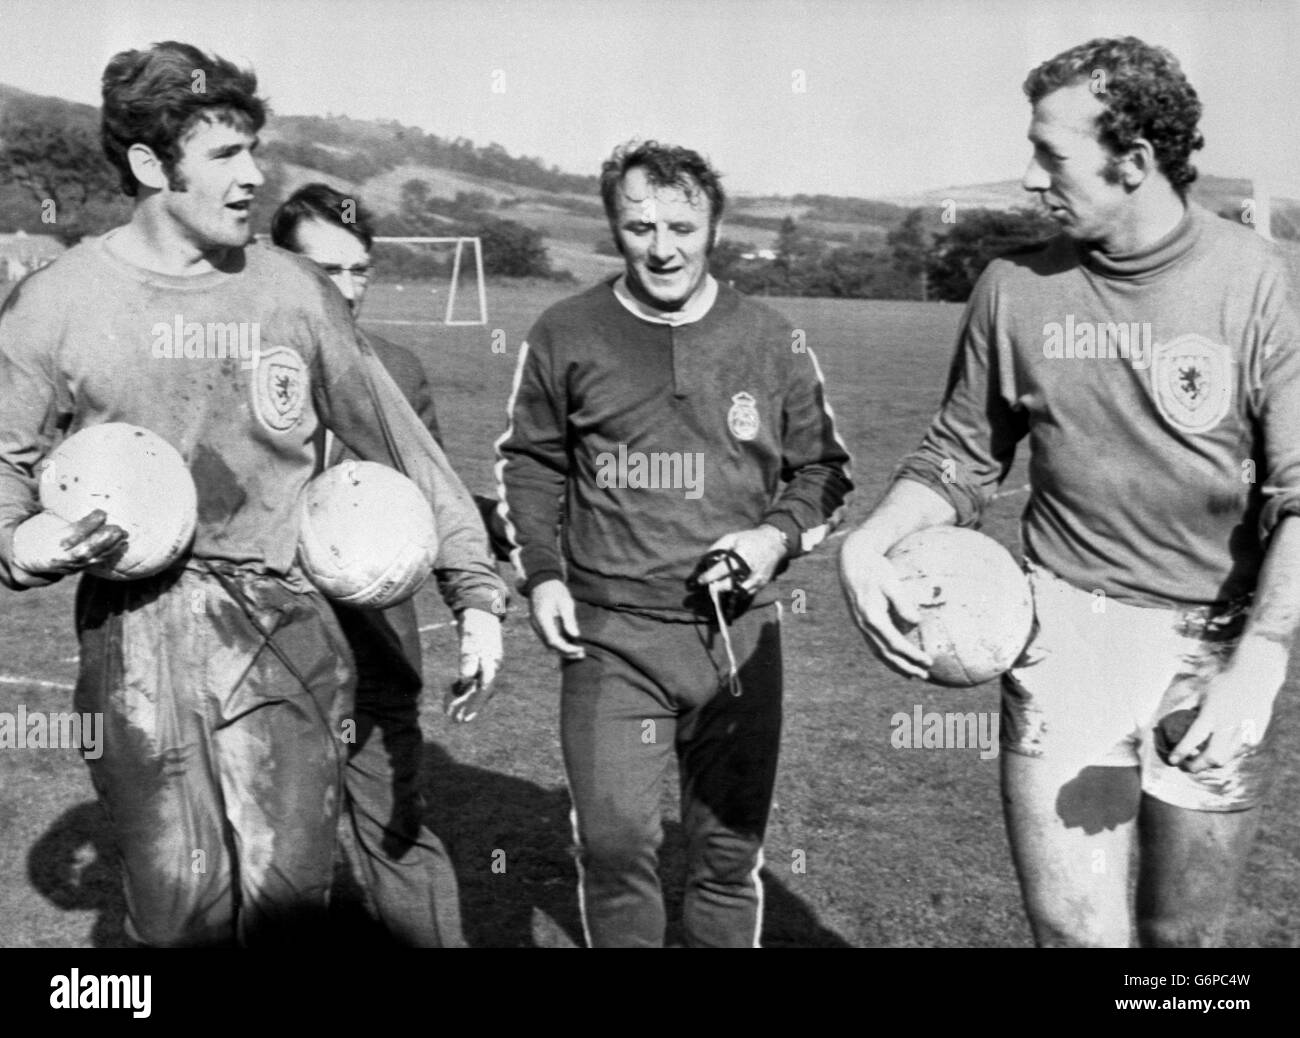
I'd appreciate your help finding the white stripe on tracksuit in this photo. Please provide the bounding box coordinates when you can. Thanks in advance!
[567,803,595,949]
[566,792,768,948]
[491,339,534,583]
[798,346,853,553]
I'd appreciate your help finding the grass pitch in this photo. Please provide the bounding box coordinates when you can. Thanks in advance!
[0,279,1296,947]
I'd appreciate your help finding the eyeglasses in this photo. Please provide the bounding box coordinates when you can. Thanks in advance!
[321,264,373,282]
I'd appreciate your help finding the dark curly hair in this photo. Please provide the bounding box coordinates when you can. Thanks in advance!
[270,182,376,252]
[101,41,267,196]
[1023,36,1203,191]
[599,140,726,239]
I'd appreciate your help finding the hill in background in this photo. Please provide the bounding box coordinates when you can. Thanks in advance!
[882,174,1300,237]
[2,81,1296,284]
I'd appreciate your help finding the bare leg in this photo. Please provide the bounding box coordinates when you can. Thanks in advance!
[1135,795,1261,948]
[1002,753,1141,947]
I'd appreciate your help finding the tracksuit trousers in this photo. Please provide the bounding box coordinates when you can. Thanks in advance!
[561,599,783,948]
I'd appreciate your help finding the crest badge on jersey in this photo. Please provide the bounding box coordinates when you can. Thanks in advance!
[1150,334,1233,435]
[728,391,760,441]
[252,346,308,433]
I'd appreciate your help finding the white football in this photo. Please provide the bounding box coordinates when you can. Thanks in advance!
[38,422,198,580]
[885,526,1035,687]
[297,460,438,609]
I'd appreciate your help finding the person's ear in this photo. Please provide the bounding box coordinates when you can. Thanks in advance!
[127,144,168,192]
[1117,139,1156,189]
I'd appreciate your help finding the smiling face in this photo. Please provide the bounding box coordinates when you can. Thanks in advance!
[290,217,372,316]
[1022,82,1132,249]
[612,165,715,311]
[159,113,264,252]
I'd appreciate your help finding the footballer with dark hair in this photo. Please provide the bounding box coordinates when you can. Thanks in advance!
[0,42,506,946]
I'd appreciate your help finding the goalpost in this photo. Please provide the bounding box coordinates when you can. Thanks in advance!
[1251,180,1274,242]
[375,236,488,326]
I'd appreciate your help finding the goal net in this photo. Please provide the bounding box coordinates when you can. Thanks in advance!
[374,236,488,326]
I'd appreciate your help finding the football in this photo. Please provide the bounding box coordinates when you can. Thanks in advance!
[885,526,1034,687]
[37,422,198,580]
[296,460,438,609]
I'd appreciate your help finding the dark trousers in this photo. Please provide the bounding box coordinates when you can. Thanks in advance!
[335,603,465,947]
[561,600,783,948]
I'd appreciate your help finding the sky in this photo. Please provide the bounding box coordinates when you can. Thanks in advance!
[2,0,1297,199]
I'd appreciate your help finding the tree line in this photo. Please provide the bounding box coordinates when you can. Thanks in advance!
[709,207,1061,303]
[5,93,1286,301]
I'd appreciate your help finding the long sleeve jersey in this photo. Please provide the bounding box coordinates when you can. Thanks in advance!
[895,203,1300,608]
[0,233,503,615]
[329,327,447,695]
[495,276,852,613]
[348,329,443,450]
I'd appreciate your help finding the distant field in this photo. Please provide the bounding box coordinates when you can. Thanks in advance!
[1,280,1297,948]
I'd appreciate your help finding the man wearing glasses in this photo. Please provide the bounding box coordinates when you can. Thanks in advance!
[271,183,487,946]
[271,184,439,438]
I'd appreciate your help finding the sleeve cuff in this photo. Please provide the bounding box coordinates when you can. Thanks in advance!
[451,584,509,619]
[757,513,803,558]
[519,568,564,596]
[890,465,984,528]
[1260,492,1300,545]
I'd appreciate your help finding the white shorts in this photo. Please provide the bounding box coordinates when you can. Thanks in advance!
[1001,564,1273,812]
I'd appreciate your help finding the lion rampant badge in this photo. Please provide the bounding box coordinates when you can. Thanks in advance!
[252,346,308,433]
[1150,334,1232,435]
[727,391,760,441]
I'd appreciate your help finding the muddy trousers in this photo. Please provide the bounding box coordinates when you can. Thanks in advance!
[73,564,353,947]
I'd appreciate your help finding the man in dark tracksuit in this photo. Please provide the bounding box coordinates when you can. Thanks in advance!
[272,184,499,947]
[496,141,852,947]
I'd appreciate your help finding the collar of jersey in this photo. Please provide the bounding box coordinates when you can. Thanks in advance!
[1079,202,1200,281]
[612,273,718,326]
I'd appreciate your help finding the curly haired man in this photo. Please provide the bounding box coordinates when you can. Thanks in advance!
[841,37,1300,947]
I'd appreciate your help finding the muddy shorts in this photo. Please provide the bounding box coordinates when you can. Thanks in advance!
[1001,564,1274,812]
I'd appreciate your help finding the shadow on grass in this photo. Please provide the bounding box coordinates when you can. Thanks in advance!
[417,742,849,948]
[27,800,131,948]
[26,750,847,949]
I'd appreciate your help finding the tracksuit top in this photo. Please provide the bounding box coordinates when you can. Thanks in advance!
[0,232,503,615]
[495,275,853,614]
[896,203,1300,608]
